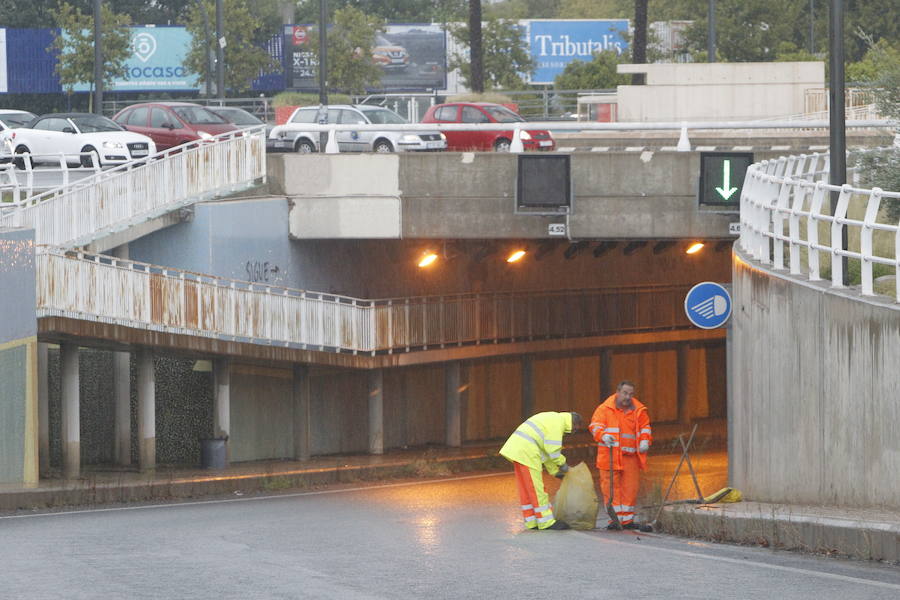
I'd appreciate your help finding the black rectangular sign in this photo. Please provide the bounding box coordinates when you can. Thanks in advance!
[699,152,754,208]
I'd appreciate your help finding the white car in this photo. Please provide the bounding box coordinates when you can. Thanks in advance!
[269,104,446,153]
[3,112,156,169]
[0,109,37,162]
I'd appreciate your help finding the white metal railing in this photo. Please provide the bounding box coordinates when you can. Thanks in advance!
[0,127,266,248]
[739,152,900,301]
[36,247,694,354]
[0,152,102,201]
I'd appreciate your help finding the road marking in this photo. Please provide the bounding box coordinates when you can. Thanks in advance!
[574,531,900,591]
[0,472,510,520]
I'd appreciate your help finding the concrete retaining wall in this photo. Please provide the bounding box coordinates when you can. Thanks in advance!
[731,249,900,508]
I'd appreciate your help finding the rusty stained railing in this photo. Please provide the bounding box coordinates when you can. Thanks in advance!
[36,248,693,354]
[0,127,266,249]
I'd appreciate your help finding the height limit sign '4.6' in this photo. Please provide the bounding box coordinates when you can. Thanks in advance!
[699,152,753,208]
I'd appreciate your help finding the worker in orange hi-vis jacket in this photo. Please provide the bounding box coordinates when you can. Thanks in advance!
[589,380,652,529]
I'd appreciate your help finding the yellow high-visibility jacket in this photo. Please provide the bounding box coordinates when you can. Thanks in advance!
[499,412,572,475]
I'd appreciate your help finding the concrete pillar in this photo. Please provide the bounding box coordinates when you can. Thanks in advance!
[293,365,311,461]
[37,343,50,476]
[60,343,80,479]
[599,348,613,400]
[136,348,156,471]
[677,343,690,425]
[445,361,468,447]
[521,355,534,420]
[213,358,231,464]
[113,351,131,466]
[368,369,384,455]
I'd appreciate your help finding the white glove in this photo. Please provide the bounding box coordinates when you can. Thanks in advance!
[601,434,615,447]
[639,440,650,453]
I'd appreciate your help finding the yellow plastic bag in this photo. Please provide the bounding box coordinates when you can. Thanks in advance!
[553,462,600,530]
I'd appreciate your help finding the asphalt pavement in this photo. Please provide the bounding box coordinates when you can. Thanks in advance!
[2,472,898,599]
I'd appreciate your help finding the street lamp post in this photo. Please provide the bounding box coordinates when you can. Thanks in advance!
[93,0,103,114]
[318,0,328,150]
[215,0,225,102]
[828,0,848,285]
[707,0,716,62]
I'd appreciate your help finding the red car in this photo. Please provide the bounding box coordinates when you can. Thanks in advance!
[421,102,555,152]
[112,102,239,151]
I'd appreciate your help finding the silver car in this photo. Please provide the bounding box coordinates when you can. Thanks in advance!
[269,104,446,153]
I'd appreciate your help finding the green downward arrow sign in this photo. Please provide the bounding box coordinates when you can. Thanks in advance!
[715,159,738,200]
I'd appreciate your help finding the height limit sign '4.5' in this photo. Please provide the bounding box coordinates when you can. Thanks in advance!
[684,282,732,329]
[699,152,753,208]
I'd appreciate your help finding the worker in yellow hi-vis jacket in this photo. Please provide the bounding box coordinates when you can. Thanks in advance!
[499,411,584,530]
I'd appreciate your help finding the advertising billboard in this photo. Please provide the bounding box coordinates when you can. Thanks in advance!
[73,26,198,92]
[283,23,446,92]
[529,20,629,84]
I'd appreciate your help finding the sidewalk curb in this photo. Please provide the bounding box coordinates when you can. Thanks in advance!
[659,504,900,564]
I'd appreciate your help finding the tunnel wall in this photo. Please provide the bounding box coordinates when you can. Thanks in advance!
[731,250,900,508]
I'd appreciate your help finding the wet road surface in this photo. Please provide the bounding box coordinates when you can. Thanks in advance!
[1,464,898,599]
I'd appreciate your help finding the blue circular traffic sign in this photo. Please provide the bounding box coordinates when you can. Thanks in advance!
[684,282,732,329]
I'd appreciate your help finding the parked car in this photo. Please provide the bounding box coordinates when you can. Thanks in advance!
[206,106,276,152]
[2,112,155,169]
[0,110,37,162]
[372,35,409,70]
[269,105,446,153]
[421,102,556,152]
[112,102,239,151]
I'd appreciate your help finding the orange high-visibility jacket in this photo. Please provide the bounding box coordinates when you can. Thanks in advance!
[589,395,652,471]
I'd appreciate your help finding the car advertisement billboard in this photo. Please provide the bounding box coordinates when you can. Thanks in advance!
[529,20,629,84]
[73,26,198,92]
[283,23,446,92]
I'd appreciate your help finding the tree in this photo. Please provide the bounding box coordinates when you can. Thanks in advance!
[450,18,534,90]
[553,51,630,90]
[51,2,132,97]
[853,40,900,219]
[307,6,384,94]
[183,0,278,94]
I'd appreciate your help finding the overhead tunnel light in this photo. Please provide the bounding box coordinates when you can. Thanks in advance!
[506,250,526,263]
[686,242,705,254]
[418,252,438,267]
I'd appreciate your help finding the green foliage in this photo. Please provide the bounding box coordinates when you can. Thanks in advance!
[51,2,132,94]
[272,91,352,107]
[773,41,820,62]
[449,18,535,90]
[306,6,384,94]
[553,51,630,90]
[183,0,278,94]
[447,92,515,104]
[294,0,461,23]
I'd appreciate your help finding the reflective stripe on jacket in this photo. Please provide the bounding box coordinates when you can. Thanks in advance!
[499,412,572,475]
[590,396,652,471]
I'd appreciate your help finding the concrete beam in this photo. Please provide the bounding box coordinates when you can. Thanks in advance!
[368,369,384,455]
[113,351,131,466]
[521,355,535,420]
[677,343,690,425]
[445,362,468,447]
[60,343,80,479]
[293,365,311,461]
[214,358,231,465]
[136,349,156,471]
[38,342,50,476]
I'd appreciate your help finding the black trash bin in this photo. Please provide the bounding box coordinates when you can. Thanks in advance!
[200,438,227,469]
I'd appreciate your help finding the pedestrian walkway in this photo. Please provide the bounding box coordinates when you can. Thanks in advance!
[0,420,725,513]
[660,501,900,564]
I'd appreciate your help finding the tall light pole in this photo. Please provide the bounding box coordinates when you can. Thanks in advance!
[93,0,103,114]
[318,0,327,105]
[828,0,847,285]
[215,0,225,102]
[707,0,716,62]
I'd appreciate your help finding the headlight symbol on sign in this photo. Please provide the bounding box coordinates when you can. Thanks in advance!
[684,282,732,329]
[133,32,157,63]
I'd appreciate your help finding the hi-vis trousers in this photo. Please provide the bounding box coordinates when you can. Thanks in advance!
[513,462,557,529]
[599,453,641,525]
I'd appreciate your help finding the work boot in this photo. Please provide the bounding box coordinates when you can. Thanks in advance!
[639,523,654,533]
[606,523,622,530]
[622,522,639,530]
[546,520,570,530]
